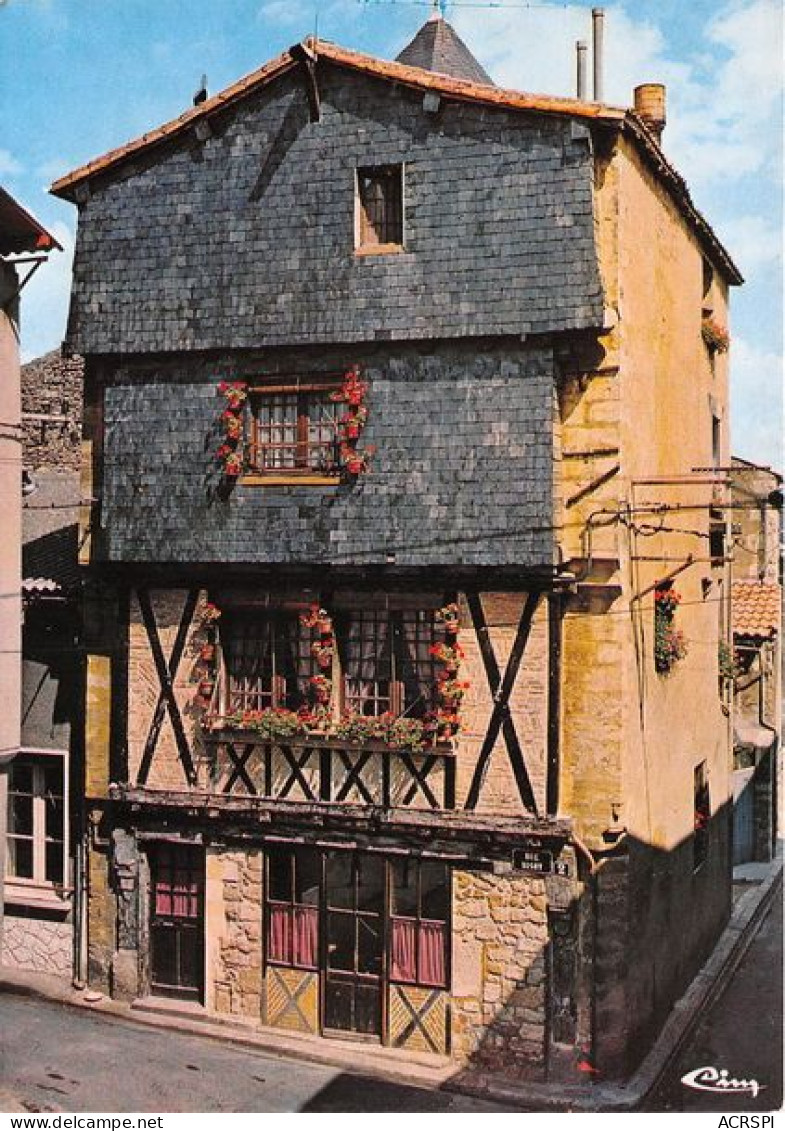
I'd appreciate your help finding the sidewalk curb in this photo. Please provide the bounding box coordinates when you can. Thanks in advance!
[0,853,781,1113]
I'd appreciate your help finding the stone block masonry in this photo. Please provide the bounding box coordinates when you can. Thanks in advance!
[452,869,549,1077]
[3,912,72,978]
[21,351,85,471]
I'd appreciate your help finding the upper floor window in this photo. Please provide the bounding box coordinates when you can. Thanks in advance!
[6,753,66,890]
[247,378,341,479]
[340,609,437,718]
[356,165,403,252]
[222,611,315,714]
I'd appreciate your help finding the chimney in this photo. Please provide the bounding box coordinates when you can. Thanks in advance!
[634,83,666,142]
[576,40,588,100]
[592,7,605,101]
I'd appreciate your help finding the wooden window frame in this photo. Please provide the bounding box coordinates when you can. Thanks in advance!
[5,750,69,906]
[389,857,449,989]
[242,376,343,486]
[220,609,315,715]
[338,608,438,719]
[355,164,405,255]
[265,846,320,971]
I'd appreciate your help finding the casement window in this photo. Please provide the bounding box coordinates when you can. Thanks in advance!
[222,611,315,714]
[246,378,342,479]
[390,858,448,987]
[356,165,404,251]
[340,609,438,718]
[6,753,66,890]
[266,847,320,969]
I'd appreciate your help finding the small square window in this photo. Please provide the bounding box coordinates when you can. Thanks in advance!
[356,165,403,251]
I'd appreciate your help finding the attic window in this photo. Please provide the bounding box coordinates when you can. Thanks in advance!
[356,165,403,252]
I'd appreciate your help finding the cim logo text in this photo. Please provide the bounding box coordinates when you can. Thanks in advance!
[681,1065,765,1099]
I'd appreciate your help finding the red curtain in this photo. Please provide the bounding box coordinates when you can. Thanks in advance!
[391,917,417,982]
[154,883,171,916]
[269,905,318,968]
[293,906,318,969]
[418,921,446,987]
[269,905,292,964]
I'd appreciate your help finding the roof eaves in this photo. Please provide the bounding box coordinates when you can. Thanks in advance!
[0,187,62,254]
[51,51,297,198]
[622,112,743,286]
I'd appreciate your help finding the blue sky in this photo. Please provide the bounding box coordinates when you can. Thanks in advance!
[1,0,781,468]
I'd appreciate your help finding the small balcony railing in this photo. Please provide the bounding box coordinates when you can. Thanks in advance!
[200,731,456,811]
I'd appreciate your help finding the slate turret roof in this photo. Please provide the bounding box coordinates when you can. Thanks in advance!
[395,13,495,86]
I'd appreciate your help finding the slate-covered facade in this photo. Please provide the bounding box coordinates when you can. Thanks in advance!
[52,18,742,1080]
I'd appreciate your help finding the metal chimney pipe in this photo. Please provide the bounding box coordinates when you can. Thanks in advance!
[592,7,605,102]
[576,40,588,100]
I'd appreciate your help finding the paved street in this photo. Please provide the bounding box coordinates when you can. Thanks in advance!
[0,994,514,1113]
[645,885,783,1113]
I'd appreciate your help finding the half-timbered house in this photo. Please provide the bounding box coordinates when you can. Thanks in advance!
[51,15,742,1080]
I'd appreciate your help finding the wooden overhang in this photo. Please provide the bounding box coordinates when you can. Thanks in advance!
[0,186,61,256]
[106,785,572,862]
[49,37,742,286]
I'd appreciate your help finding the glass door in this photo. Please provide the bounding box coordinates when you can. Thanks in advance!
[323,851,384,1038]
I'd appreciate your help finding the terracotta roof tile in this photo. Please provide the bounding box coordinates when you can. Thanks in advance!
[732,581,782,637]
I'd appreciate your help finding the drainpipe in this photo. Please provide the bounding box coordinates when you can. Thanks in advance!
[0,265,23,965]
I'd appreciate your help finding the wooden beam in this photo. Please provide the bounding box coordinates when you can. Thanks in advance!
[289,43,321,123]
[465,591,540,813]
[546,593,563,816]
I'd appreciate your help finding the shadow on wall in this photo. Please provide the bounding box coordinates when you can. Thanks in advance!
[443,801,733,1087]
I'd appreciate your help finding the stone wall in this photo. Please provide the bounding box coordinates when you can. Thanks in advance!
[207,847,263,1021]
[65,66,603,354]
[21,350,84,471]
[3,912,72,977]
[451,868,548,1077]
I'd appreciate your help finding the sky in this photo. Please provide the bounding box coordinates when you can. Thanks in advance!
[0,0,781,469]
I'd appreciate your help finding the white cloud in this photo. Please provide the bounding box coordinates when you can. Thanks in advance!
[19,220,75,363]
[453,0,783,196]
[730,336,784,470]
[716,215,783,273]
[0,149,23,177]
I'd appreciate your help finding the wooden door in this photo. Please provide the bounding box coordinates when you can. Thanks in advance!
[323,851,384,1038]
[150,843,204,1001]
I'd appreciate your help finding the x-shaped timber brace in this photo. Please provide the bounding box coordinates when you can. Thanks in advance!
[464,590,541,814]
[137,589,199,787]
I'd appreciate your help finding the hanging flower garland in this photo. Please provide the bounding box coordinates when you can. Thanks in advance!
[216,380,247,478]
[300,604,335,725]
[193,601,222,714]
[654,587,688,674]
[330,365,374,478]
[428,603,470,740]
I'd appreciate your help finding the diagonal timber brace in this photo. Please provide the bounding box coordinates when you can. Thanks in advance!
[464,591,541,813]
[137,589,199,787]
